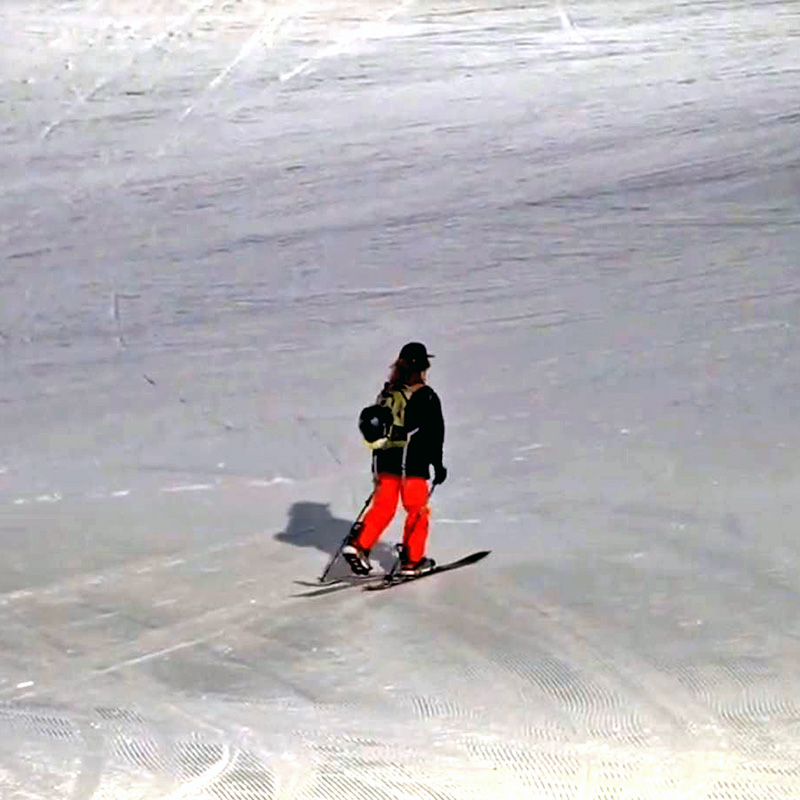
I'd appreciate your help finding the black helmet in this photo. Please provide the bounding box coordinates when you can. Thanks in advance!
[398,341,434,371]
[359,404,393,443]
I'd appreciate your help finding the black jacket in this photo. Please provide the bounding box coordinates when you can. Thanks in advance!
[374,385,445,479]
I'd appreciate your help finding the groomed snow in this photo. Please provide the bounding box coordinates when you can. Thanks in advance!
[1,0,800,796]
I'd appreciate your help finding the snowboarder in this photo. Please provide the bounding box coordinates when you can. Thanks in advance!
[343,342,447,578]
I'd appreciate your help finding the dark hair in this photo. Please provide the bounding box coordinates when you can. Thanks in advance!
[388,357,426,388]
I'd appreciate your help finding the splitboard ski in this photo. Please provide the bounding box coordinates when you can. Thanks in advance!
[295,576,364,588]
[292,573,385,598]
[364,550,491,592]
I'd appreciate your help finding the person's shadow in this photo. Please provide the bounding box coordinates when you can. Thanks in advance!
[276,501,397,580]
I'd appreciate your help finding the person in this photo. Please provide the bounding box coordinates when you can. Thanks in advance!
[343,342,447,577]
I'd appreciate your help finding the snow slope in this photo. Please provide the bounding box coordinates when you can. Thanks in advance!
[1,0,800,796]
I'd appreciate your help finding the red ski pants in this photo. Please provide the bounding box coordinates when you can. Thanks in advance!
[356,474,430,563]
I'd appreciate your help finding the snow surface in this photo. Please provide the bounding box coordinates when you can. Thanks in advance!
[1,0,800,796]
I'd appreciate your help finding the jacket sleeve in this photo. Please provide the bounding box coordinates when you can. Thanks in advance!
[424,389,445,468]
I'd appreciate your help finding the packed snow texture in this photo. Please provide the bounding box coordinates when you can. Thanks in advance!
[1,0,800,796]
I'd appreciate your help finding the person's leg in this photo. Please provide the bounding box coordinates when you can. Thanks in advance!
[400,477,430,563]
[356,473,401,551]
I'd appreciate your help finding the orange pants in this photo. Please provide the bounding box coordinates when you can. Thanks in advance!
[356,474,430,563]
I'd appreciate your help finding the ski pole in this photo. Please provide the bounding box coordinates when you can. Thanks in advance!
[318,486,375,583]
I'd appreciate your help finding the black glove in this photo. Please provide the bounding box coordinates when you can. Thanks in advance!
[432,464,448,486]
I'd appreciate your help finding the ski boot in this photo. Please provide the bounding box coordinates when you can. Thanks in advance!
[341,523,372,575]
[398,556,436,578]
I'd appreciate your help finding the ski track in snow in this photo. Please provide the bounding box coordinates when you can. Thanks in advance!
[2,0,800,797]
[6,476,295,507]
